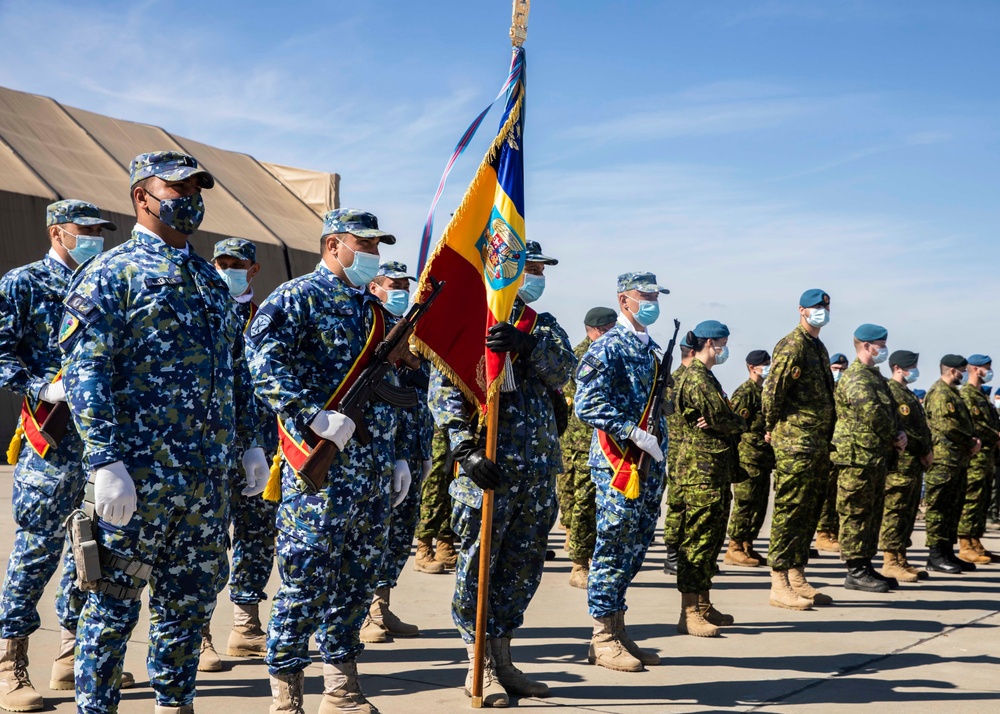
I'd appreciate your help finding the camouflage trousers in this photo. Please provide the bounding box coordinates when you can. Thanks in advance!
[556,469,574,529]
[76,466,230,713]
[662,446,684,545]
[677,482,731,594]
[564,450,596,562]
[228,465,278,604]
[267,462,390,673]
[451,469,556,643]
[958,453,995,539]
[727,461,772,542]
[375,456,425,589]
[588,466,664,617]
[768,448,830,571]
[0,447,87,638]
[923,462,968,548]
[879,457,923,552]
[815,462,840,536]
[835,463,888,561]
[414,429,455,541]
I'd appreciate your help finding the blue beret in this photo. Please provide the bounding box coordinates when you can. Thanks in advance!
[799,288,830,308]
[854,323,888,342]
[982,386,993,397]
[830,353,848,365]
[692,320,730,339]
[968,354,992,366]
[912,388,926,399]
[679,334,691,348]
[213,238,256,262]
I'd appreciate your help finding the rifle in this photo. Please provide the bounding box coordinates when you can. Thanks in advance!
[636,318,681,480]
[297,277,445,489]
[39,402,71,447]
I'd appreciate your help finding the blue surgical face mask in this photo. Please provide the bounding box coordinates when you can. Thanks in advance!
[59,228,104,265]
[217,268,250,297]
[517,274,545,304]
[984,369,994,384]
[336,240,380,287]
[806,307,830,328]
[832,370,843,383]
[760,365,770,379]
[873,346,888,365]
[381,289,410,317]
[904,367,920,384]
[145,190,205,235]
[714,345,730,365]
[960,371,969,385]
[629,298,660,327]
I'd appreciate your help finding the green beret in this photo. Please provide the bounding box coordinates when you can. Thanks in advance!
[889,350,918,369]
[941,354,967,369]
[584,307,616,328]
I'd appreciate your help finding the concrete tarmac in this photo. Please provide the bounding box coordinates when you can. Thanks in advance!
[1,466,998,713]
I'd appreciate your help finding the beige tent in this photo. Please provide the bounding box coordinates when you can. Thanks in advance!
[0,84,340,439]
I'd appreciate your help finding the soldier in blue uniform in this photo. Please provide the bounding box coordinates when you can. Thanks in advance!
[428,240,574,706]
[194,238,277,671]
[360,261,432,644]
[60,152,270,714]
[574,272,669,672]
[0,200,125,711]
[246,210,410,714]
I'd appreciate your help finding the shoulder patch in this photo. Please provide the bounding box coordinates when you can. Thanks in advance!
[577,353,605,384]
[899,404,910,416]
[948,402,955,413]
[145,276,184,288]
[791,366,801,379]
[972,406,981,416]
[740,407,750,418]
[65,293,99,322]
[247,303,285,347]
[58,312,81,345]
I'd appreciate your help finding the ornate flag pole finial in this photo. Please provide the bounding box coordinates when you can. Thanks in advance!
[510,0,530,47]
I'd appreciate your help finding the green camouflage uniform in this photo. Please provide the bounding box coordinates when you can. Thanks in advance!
[728,378,775,542]
[958,384,999,539]
[923,379,976,548]
[879,380,932,551]
[763,325,836,570]
[662,362,688,546]
[414,428,456,541]
[674,359,745,593]
[561,338,597,562]
[831,359,900,561]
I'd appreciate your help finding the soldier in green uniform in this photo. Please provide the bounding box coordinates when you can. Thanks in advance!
[763,289,836,611]
[816,353,849,553]
[412,429,453,574]
[662,336,693,576]
[673,321,744,637]
[832,324,906,593]
[924,355,981,574]
[725,350,774,567]
[880,350,933,583]
[957,354,999,564]
[562,307,617,589]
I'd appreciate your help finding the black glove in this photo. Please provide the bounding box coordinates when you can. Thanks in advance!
[549,388,569,436]
[485,322,537,357]
[662,399,676,417]
[460,449,504,491]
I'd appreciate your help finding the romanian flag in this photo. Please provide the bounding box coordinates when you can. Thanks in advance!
[413,48,527,411]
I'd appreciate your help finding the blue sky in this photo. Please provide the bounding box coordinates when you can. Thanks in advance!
[1,0,998,391]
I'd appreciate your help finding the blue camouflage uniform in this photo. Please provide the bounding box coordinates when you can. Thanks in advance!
[574,272,669,619]
[246,222,400,673]
[428,296,574,643]
[0,200,116,643]
[60,152,260,713]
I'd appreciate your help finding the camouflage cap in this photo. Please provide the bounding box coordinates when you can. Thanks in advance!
[45,200,117,230]
[129,151,215,189]
[617,272,670,295]
[322,208,395,244]
[524,240,558,265]
[213,238,256,262]
[376,261,416,280]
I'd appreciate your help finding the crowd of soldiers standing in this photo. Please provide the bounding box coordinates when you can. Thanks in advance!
[0,148,996,714]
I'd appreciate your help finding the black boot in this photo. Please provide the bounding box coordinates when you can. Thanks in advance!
[867,559,898,589]
[844,558,889,593]
[944,542,976,571]
[663,544,679,575]
[927,544,961,574]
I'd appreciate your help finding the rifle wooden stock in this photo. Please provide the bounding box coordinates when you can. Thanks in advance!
[39,402,71,448]
[636,318,681,480]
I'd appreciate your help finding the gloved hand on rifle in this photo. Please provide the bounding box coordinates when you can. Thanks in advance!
[241,447,270,497]
[485,322,537,357]
[391,459,411,507]
[629,426,664,463]
[310,409,356,450]
[453,440,504,491]
[39,381,66,403]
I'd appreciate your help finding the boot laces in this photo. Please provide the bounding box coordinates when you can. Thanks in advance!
[12,657,31,687]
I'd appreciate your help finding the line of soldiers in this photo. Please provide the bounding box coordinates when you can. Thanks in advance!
[0,148,997,714]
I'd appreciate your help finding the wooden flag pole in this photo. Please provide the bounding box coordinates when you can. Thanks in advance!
[470,389,500,708]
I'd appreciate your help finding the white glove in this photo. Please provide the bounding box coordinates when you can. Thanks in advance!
[40,381,66,403]
[310,410,356,450]
[92,461,137,526]
[629,426,664,463]
[241,447,270,497]
[421,459,432,480]
[391,459,411,508]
